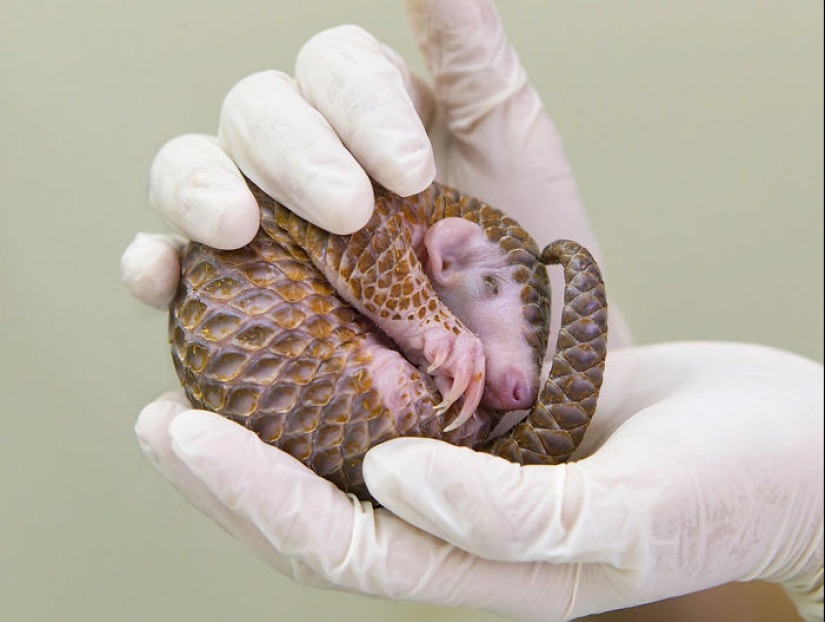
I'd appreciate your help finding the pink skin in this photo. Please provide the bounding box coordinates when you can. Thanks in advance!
[422,218,540,412]
[312,214,488,432]
[381,314,486,430]
[361,338,492,442]
[322,214,534,430]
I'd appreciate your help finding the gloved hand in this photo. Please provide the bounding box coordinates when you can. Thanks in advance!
[137,342,823,621]
[121,0,627,341]
[124,0,823,620]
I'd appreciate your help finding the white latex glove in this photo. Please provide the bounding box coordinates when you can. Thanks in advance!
[121,0,624,339]
[137,342,824,621]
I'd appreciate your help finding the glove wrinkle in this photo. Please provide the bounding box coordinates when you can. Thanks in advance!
[405,0,528,136]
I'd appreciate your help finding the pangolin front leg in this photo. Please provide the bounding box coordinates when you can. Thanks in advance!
[257,184,487,431]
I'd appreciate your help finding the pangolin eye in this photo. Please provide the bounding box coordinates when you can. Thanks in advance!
[482,273,499,296]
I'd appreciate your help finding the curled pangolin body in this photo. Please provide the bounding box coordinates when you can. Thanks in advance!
[170,182,607,501]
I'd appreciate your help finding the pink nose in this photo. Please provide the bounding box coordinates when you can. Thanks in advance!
[482,369,537,411]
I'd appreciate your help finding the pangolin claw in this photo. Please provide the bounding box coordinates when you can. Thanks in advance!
[444,370,485,432]
[422,329,486,433]
[443,405,472,433]
[426,355,446,375]
[433,398,450,417]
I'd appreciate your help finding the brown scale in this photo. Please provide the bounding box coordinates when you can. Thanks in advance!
[170,181,608,502]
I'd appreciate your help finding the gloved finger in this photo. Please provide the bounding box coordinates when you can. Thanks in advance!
[404,0,597,256]
[219,70,374,235]
[377,42,439,136]
[363,343,674,551]
[363,344,752,566]
[404,0,529,136]
[167,410,579,619]
[149,134,261,249]
[362,435,723,617]
[403,0,552,156]
[120,232,185,308]
[135,395,333,588]
[294,25,436,197]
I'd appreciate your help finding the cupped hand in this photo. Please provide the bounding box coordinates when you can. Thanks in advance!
[136,342,824,621]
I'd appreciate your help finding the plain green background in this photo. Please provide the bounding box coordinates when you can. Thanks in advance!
[1,1,821,621]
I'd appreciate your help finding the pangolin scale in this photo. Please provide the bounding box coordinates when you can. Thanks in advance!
[170,181,607,501]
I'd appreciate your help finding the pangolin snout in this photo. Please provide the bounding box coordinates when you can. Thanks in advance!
[482,367,538,411]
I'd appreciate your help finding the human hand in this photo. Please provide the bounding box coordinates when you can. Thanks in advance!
[364,342,824,621]
[136,342,823,621]
[121,0,610,319]
[124,0,664,617]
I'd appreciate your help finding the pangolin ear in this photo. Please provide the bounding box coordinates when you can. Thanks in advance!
[423,217,483,286]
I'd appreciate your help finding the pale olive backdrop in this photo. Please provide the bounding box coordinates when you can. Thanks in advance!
[1,2,821,621]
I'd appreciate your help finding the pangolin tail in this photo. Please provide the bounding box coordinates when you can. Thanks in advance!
[486,239,608,465]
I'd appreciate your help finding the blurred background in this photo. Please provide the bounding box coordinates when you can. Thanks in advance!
[1,1,821,621]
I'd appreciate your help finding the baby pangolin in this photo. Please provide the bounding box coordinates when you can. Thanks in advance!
[169,181,608,501]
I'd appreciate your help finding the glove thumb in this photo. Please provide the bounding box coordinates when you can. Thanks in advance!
[361,436,721,618]
[404,0,530,137]
[362,435,721,573]
[403,0,592,253]
[363,437,621,564]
